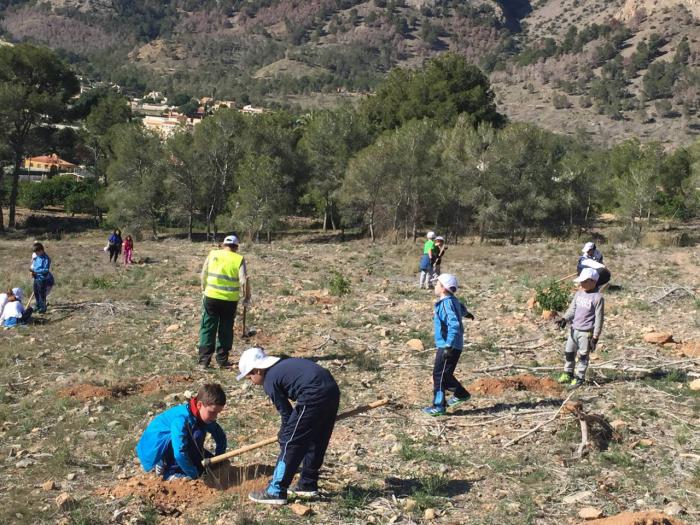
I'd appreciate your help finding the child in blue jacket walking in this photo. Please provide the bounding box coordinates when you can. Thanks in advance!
[136,384,227,480]
[423,273,474,417]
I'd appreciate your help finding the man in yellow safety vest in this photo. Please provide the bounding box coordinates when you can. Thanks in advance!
[198,235,251,369]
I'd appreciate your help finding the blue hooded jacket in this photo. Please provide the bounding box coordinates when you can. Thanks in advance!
[433,294,468,350]
[31,254,51,281]
[136,402,226,479]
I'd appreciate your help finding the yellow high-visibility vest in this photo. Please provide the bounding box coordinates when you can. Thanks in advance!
[203,249,243,301]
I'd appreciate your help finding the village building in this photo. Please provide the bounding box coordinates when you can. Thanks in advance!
[19,154,93,182]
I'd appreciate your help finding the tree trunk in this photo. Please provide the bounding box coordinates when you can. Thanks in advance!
[267,229,271,243]
[8,153,22,228]
[188,211,193,241]
[323,209,328,232]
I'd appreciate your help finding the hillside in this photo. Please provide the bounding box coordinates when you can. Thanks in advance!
[0,0,699,145]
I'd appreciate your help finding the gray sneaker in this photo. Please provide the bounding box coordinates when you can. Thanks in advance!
[248,489,287,505]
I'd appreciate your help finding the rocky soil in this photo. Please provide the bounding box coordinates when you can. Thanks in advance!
[0,232,698,524]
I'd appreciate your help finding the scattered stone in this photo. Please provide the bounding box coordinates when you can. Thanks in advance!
[165,324,180,333]
[643,332,673,345]
[65,473,77,481]
[424,508,437,520]
[16,458,35,468]
[406,339,424,351]
[41,480,56,491]
[107,420,120,428]
[689,379,700,391]
[403,498,417,511]
[55,492,75,511]
[563,490,593,504]
[391,443,402,454]
[541,310,557,320]
[526,296,537,309]
[81,431,98,439]
[663,502,686,516]
[678,341,700,358]
[579,507,604,519]
[290,503,312,516]
[610,420,627,431]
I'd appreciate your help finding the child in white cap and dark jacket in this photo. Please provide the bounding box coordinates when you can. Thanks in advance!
[557,268,605,386]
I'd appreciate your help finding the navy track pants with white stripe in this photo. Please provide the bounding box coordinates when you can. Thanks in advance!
[432,347,469,408]
[268,391,340,495]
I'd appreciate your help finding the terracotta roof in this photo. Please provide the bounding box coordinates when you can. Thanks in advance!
[26,153,76,168]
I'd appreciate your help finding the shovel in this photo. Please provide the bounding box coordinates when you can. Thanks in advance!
[202,398,390,467]
[240,303,256,338]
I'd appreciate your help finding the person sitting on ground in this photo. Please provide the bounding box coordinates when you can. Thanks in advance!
[136,383,227,481]
[577,242,610,287]
[1,288,33,328]
[237,347,340,505]
[0,289,9,315]
[419,231,437,289]
[423,274,475,417]
[107,229,123,264]
[31,242,53,314]
[556,268,605,387]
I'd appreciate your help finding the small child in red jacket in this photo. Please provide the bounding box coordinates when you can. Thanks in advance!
[123,235,134,265]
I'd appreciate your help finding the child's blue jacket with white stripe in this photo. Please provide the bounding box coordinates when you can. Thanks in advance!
[434,295,468,350]
[136,402,226,479]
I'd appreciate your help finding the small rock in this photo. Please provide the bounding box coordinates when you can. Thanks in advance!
[81,431,98,439]
[689,379,700,391]
[643,332,673,344]
[16,458,34,468]
[165,323,180,333]
[562,490,593,504]
[290,503,312,516]
[107,420,119,428]
[55,492,75,511]
[578,507,603,519]
[391,443,402,454]
[406,339,424,351]
[526,296,537,309]
[424,508,437,520]
[403,498,417,511]
[663,502,686,516]
[610,419,627,431]
[65,473,77,481]
[541,310,557,320]
[41,480,56,491]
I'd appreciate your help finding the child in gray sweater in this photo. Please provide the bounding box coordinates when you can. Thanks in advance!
[556,268,604,386]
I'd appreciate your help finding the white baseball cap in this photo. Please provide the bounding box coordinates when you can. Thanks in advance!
[437,273,458,292]
[427,231,435,239]
[223,235,240,246]
[582,242,596,254]
[11,288,23,301]
[236,347,280,381]
[435,236,444,242]
[574,268,599,283]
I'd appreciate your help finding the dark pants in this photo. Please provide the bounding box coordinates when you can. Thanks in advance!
[33,279,48,313]
[108,245,121,263]
[268,389,340,496]
[198,296,237,366]
[161,427,208,479]
[432,347,469,408]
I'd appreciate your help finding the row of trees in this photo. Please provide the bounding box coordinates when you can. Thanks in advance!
[2,45,699,242]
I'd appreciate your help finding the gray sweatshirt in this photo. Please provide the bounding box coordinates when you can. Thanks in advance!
[563,288,604,338]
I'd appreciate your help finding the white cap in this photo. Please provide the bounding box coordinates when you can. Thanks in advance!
[223,235,240,246]
[236,347,280,381]
[11,288,23,301]
[574,268,599,283]
[582,242,595,254]
[437,273,458,292]
[427,231,435,239]
[435,236,444,242]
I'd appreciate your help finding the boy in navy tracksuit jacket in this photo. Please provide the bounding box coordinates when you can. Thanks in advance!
[423,273,474,417]
[136,384,227,480]
[237,347,340,505]
[31,242,54,314]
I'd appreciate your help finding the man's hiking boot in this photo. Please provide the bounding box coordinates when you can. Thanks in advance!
[248,489,287,505]
[422,405,446,417]
[570,376,585,387]
[557,372,573,384]
[217,361,233,369]
[289,485,319,499]
[447,393,471,408]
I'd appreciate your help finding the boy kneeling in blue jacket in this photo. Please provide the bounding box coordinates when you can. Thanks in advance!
[136,383,227,480]
[237,347,340,505]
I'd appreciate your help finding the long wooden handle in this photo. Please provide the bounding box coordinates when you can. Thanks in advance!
[203,398,390,466]
[556,273,577,283]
